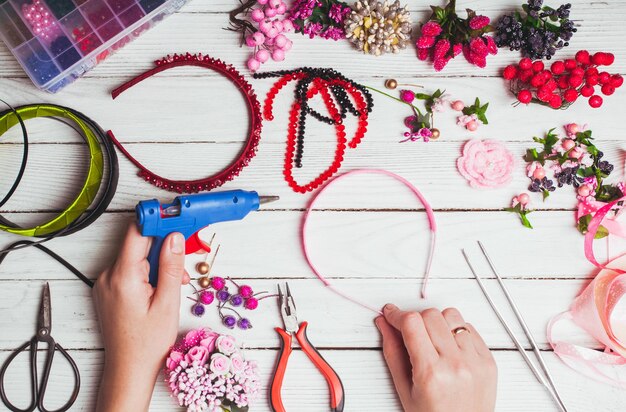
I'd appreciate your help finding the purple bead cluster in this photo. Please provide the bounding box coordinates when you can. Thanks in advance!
[191,277,261,331]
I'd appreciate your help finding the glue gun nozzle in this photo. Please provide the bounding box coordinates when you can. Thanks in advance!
[259,195,280,206]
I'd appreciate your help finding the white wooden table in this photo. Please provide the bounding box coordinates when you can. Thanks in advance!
[1,1,626,410]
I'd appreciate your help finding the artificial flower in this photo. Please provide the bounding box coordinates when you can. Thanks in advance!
[344,0,412,56]
[166,351,184,371]
[230,353,246,374]
[200,331,220,353]
[290,0,352,41]
[210,353,232,376]
[216,335,238,355]
[185,345,210,365]
[457,140,515,189]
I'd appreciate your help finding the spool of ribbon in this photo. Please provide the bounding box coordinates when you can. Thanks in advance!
[548,195,626,387]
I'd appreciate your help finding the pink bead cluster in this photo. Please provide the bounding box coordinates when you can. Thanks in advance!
[22,0,59,42]
[245,0,294,72]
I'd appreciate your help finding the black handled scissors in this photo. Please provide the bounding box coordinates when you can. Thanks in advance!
[0,283,80,412]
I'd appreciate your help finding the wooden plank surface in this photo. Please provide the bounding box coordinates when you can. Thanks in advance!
[1,0,626,411]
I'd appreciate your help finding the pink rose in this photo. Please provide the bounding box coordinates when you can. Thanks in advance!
[216,335,238,355]
[200,330,220,353]
[209,353,231,375]
[166,350,184,371]
[457,140,515,189]
[230,353,246,374]
[184,345,210,366]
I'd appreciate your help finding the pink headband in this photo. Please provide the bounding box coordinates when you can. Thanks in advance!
[301,169,437,314]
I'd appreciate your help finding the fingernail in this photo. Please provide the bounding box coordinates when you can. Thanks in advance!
[170,233,184,254]
[374,316,383,331]
[383,304,397,313]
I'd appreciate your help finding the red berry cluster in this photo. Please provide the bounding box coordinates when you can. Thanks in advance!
[502,51,622,109]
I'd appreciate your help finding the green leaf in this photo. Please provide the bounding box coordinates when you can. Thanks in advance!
[542,190,550,200]
[414,93,432,100]
[577,215,609,239]
[520,212,534,229]
[230,406,249,412]
[524,148,540,162]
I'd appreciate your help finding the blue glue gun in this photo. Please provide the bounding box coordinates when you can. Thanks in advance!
[136,190,279,287]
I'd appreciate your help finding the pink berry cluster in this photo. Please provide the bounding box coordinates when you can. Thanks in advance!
[503,51,623,109]
[245,0,294,72]
[416,2,496,71]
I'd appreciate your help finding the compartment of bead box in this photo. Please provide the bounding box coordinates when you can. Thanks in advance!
[0,0,189,92]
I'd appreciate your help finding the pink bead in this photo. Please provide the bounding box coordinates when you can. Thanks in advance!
[282,19,294,31]
[245,35,257,47]
[247,57,261,72]
[269,0,281,8]
[259,20,272,34]
[518,193,530,205]
[281,40,293,51]
[239,285,254,298]
[451,100,465,111]
[274,34,288,48]
[277,3,286,14]
[273,20,284,32]
[562,139,575,151]
[266,27,279,38]
[244,297,259,310]
[271,49,285,61]
[578,185,591,197]
[265,7,277,18]
[211,276,226,290]
[252,31,266,45]
[532,167,546,180]
[466,120,478,131]
[251,8,265,22]
[255,49,270,62]
[199,290,214,305]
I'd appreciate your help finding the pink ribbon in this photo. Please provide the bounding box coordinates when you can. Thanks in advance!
[548,196,626,387]
[301,169,437,315]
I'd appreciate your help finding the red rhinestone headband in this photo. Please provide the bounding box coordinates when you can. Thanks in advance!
[107,53,262,193]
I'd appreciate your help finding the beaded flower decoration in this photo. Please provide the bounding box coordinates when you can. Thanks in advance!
[509,123,625,233]
[165,329,260,412]
[289,0,352,40]
[191,241,274,330]
[344,0,411,56]
[457,140,515,189]
[254,67,373,193]
[228,0,295,72]
[503,51,623,110]
[416,0,496,71]
[107,53,262,193]
[495,0,576,60]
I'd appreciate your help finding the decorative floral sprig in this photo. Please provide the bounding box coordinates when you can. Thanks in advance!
[515,123,625,236]
[506,193,534,228]
[165,329,261,412]
[289,0,352,40]
[503,52,622,109]
[344,0,412,56]
[416,0,496,71]
[495,0,576,60]
[456,97,489,131]
[228,0,295,72]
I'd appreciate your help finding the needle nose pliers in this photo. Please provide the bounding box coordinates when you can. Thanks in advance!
[270,283,345,412]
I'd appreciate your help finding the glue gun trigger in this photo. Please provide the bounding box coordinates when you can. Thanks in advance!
[184,231,211,255]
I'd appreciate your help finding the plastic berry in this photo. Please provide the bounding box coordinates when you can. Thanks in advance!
[601,84,615,96]
[599,72,611,84]
[517,90,532,104]
[217,290,231,302]
[564,59,577,71]
[502,65,518,80]
[518,193,530,205]
[580,85,594,97]
[589,95,603,108]
[563,89,578,103]
[604,53,615,66]
[451,100,465,111]
[550,61,565,75]
[239,285,254,298]
[519,58,532,70]
[610,74,624,88]
[592,52,606,66]
[549,95,562,109]
[192,303,205,317]
[199,290,214,305]
[211,276,226,290]
[568,75,583,88]
[198,276,211,289]
[230,294,244,307]
[532,61,544,72]
[575,50,591,65]
[223,315,237,329]
[238,318,252,330]
[244,297,259,310]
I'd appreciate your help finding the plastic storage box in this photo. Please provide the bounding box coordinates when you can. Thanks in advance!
[0,0,188,92]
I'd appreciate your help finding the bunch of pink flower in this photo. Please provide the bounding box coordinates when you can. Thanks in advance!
[165,329,260,412]
[416,1,496,71]
[245,0,294,72]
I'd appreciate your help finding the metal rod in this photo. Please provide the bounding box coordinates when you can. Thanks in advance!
[461,250,566,412]
[477,241,568,412]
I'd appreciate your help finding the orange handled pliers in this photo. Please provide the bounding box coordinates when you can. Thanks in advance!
[270,283,345,412]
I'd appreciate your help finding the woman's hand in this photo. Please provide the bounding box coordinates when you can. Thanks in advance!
[376,305,497,412]
[93,224,190,412]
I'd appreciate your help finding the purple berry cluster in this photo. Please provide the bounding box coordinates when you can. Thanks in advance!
[190,277,265,331]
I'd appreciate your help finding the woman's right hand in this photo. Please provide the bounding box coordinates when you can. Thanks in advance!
[376,305,497,412]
